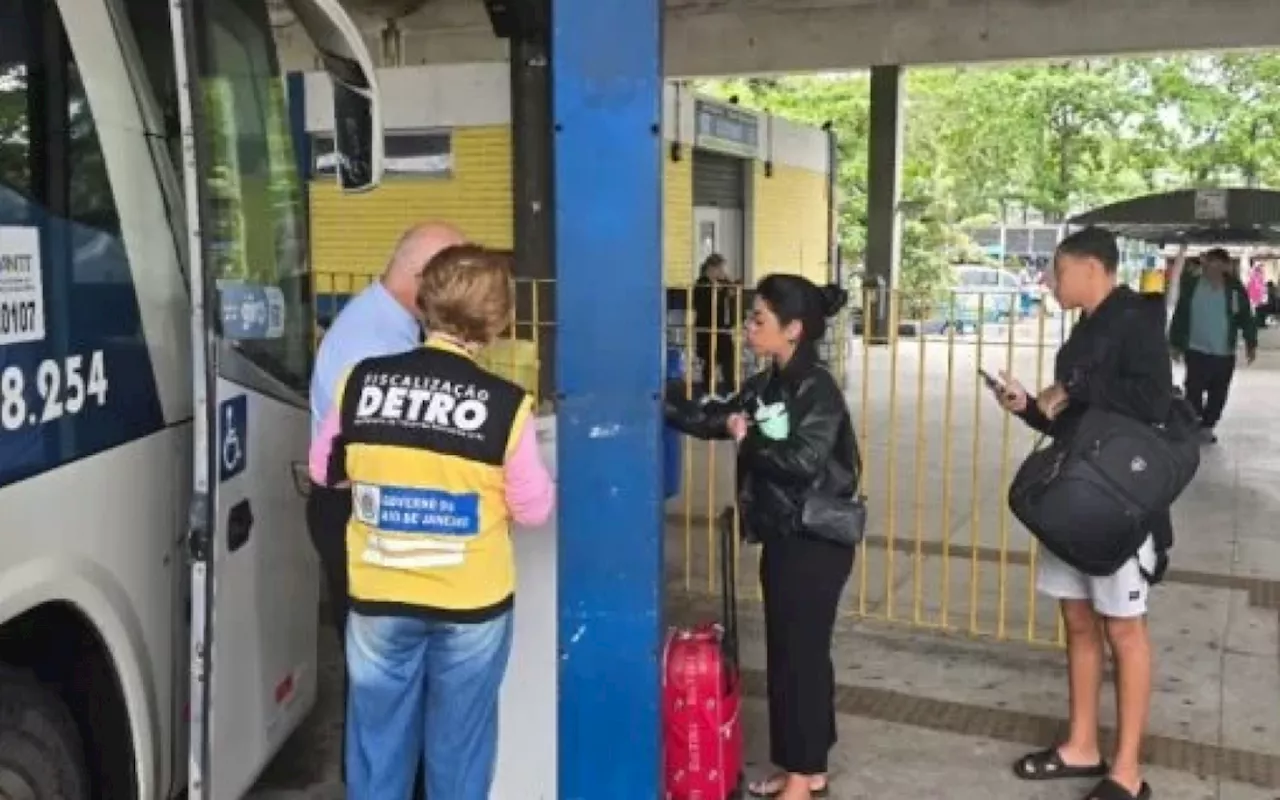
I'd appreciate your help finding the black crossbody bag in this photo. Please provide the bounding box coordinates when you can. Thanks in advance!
[799,435,867,548]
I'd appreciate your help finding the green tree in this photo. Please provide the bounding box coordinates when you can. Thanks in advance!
[0,67,31,197]
[699,54,1280,293]
[1141,54,1280,187]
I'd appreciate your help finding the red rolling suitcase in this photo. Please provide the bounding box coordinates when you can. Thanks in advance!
[663,507,744,800]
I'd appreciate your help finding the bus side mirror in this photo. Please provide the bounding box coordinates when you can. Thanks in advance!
[284,0,384,193]
[331,80,378,193]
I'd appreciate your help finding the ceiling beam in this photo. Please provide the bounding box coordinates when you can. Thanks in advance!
[300,0,1280,76]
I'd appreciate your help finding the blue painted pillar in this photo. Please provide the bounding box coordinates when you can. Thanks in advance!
[553,0,665,797]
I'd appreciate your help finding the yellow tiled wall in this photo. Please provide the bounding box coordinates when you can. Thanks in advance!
[663,157,694,285]
[310,126,514,293]
[309,127,828,294]
[751,162,830,286]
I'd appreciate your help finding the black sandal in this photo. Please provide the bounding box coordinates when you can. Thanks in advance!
[1084,777,1152,800]
[746,774,830,798]
[1012,748,1109,781]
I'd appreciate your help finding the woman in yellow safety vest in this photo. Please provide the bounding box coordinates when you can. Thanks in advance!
[310,244,556,800]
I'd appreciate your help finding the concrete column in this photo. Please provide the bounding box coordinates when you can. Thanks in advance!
[864,64,904,341]
[552,0,665,797]
[509,3,556,403]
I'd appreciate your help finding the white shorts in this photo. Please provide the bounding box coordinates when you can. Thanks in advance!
[1035,536,1157,619]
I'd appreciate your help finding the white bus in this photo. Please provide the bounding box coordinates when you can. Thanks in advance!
[0,0,382,798]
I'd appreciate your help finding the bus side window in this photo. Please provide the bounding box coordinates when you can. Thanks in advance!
[1,17,34,219]
[118,0,180,148]
[0,0,159,488]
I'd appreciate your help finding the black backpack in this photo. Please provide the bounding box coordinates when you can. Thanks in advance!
[1008,394,1199,577]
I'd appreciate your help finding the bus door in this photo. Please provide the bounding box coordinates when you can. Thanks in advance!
[174,0,382,797]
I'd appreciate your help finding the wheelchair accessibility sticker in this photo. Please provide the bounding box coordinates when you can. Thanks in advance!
[219,395,247,482]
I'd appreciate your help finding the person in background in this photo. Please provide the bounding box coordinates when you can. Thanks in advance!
[1164,246,1188,317]
[1141,243,1189,334]
[309,222,465,642]
[1247,262,1266,310]
[668,274,856,800]
[1168,247,1258,444]
[994,227,1170,800]
[306,221,464,793]
[311,244,554,800]
[693,253,741,395]
[1257,280,1279,329]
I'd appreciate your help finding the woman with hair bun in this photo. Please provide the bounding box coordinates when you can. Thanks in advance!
[666,273,859,800]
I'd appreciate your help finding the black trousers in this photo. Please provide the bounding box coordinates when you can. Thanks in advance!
[306,486,351,782]
[1257,303,1275,328]
[759,535,855,775]
[696,332,737,394]
[1183,349,1236,428]
[307,485,352,643]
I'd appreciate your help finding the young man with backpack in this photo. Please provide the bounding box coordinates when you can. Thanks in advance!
[992,227,1172,800]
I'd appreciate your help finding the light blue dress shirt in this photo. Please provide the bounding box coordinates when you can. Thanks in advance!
[310,281,421,440]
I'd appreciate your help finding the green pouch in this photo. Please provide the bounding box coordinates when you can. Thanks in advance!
[755,401,789,440]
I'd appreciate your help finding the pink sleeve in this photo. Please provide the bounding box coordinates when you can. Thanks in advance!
[308,408,342,486]
[504,420,556,527]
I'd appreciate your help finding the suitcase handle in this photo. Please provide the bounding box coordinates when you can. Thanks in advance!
[716,506,740,672]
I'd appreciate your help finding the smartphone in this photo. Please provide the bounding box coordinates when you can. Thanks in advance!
[977,368,1005,392]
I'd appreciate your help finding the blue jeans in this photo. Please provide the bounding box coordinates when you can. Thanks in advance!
[345,610,514,800]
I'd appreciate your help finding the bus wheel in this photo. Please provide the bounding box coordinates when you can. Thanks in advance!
[0,667,90,800]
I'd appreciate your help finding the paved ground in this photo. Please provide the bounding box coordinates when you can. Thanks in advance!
[248,323,1280,799]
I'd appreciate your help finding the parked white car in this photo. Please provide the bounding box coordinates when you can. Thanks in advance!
[939,265,1024,330]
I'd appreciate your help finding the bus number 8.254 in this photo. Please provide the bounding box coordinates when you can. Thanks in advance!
[0,351,109,431]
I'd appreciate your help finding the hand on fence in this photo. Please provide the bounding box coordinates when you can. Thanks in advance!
[727,413,750,443]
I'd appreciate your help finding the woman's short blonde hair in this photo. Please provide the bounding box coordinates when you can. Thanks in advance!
[416,244,514,344]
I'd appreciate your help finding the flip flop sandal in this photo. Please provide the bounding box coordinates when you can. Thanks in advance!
[746,775,831,798]
[1084,777,1152,800]
[1012,748,1110,781]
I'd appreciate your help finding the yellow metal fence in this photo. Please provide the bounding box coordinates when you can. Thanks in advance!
[667,288,1079,647]
[314,273,1075,646]
[314,274,554,407]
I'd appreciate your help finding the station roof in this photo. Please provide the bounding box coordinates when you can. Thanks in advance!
[1067,188,1280,245]
[279,0,1280,77]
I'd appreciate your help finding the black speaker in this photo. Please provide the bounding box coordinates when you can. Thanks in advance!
[483,0,548,41]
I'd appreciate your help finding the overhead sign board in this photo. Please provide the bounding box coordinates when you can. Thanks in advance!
[694,100,760,158]
[1194,189,1228,221]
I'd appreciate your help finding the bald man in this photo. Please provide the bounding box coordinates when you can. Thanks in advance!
[307,224,463,795]
[308,222,465,643]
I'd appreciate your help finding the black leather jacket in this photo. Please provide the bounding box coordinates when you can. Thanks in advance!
[665,346,859,544]
[1019,285,1172,439]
